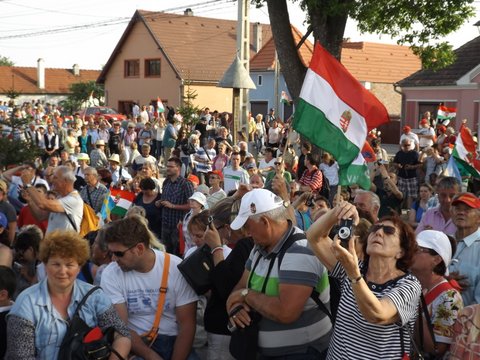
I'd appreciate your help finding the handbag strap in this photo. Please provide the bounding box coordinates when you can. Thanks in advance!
[72,286,101,320]
[420,293,438,353]
[424,281,454,305]
[144,252,170,343]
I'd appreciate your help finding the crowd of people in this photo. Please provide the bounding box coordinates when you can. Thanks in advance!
[0,101,478,359]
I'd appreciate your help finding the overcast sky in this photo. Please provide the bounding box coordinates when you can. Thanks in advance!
[0,0,479,70]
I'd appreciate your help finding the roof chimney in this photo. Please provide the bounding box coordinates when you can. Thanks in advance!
[253,23,263,53]
[184,8,193,16]
[37,58,45,90]
[72,63,80,76]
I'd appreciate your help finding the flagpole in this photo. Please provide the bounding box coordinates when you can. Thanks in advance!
[336,185,342,205]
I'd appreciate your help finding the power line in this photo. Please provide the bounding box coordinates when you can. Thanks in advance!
[0,0,234,40]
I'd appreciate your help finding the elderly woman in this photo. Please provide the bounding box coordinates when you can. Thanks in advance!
[6,230,131,359]
[306,201,421,359]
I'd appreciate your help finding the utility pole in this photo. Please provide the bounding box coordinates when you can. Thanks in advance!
[237,0,250,139]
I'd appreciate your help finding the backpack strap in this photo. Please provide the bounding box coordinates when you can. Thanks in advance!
[142,252,171,346]
[65,212,78,232]
[277,230,334,322]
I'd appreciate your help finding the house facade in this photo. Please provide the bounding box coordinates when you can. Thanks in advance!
[0,60,100,106]
[398,35,480,133]
[97,9,271,115]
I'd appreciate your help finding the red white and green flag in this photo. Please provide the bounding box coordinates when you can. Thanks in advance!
[157,97,165,113]
[437,105,456,124]
[100,188,135,219]
[281,91,291,105]
[293,42,390,167]
[452,127,480,178]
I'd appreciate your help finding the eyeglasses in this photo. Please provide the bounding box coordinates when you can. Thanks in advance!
[111,243,138,258]
[370,224,396,235]
[208,216,226,231]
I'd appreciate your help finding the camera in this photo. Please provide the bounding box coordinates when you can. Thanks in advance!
[305,195,315,207]
[338,218,354,248]
[377,159,389,165]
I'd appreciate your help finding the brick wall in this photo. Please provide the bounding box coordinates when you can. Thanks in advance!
[370,82,401,117]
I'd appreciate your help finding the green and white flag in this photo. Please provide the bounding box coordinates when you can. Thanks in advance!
[339,153,371,190]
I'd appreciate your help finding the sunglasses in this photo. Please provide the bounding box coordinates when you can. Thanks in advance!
[370,224,396,235]
[111,243,137,258]
[274,162,282,165]
[418,247,437,255]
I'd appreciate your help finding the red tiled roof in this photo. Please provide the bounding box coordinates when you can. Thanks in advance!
[251,38,421,83]
[250,25,313,70]
[341,42,421,83]
[0,66,100,94]
[99,10,272,83]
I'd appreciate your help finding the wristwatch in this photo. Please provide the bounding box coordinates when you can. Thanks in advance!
[241,288,249,298]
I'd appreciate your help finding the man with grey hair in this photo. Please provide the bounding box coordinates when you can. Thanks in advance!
[22,165,83,234]
[80,166,108,213]
[353,190,380,222]
[226,188,332,358]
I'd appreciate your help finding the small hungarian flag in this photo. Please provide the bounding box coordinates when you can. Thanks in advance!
[281,91,291,105]
[293,42,390,167]
[437,105,456,125]
[100,188,135,219]
[157,97,165,113]
[452,127,480,178]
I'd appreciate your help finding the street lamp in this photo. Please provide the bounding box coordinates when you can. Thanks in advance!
[217,55,256,144]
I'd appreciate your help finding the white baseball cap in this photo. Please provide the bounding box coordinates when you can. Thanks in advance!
[189,192,208,209]
[230,189,285,230]
[416,230,452,275]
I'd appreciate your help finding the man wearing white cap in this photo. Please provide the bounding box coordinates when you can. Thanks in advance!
[226,188,331,358]
[411,230,463,357]
[449,192,480,306]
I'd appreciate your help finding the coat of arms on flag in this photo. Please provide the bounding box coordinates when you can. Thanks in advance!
[340,110,352,133]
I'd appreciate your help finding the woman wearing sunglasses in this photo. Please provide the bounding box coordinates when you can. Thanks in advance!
[306,201,421,359]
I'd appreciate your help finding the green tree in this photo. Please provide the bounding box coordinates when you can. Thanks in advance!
[63,81,105,114]
[177,80,202,128]
[255,0,475,99]
[0,115,42,169]
[0,55,14,66]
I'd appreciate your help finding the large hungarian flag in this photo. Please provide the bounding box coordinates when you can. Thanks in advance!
[437,105,456,125]
[452,127,480,178]
[293,42,390,167]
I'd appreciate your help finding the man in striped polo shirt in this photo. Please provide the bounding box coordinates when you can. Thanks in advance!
[227,189,332,359]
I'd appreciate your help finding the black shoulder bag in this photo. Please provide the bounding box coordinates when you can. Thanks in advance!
[58,286,126,360]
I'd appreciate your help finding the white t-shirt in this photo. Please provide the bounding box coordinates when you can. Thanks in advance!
[258,158,276,171]
[222,166,249,194]
[101,250,198,336]
[418,127,435,148]
[319,162,339,186]
[46,190,83,234]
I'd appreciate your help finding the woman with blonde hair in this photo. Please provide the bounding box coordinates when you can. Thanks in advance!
[6,230,131,359]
